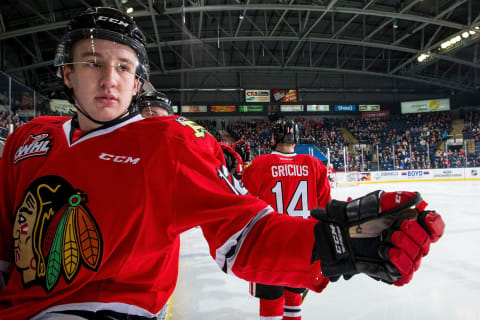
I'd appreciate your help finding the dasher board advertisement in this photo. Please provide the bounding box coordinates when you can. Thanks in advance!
[401,98,450,114]
[245,89,270,102]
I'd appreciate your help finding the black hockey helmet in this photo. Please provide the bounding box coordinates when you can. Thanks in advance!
[54,7,149,83]
[54,7,150,125]
[272,120,299,147]
[233,139,251,163]
[137,90,173,115]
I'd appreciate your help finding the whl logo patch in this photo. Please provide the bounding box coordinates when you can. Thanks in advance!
[14,133,52,164]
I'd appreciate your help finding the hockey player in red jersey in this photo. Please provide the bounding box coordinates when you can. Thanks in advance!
[233,139,252,168]
[219,142,244,180]
[242,120,331,320]
[326,164,335,188]
[137,90,174,117]
[0,7,445,320]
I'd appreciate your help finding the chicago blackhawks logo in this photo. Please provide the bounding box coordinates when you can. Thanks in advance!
[13,175,102,292]
[14,133,53,164]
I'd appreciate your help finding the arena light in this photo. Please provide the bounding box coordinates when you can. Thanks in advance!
[417,53,431,63]
[440,41,450,49]
[393,19,399,29]
[450,35,461,44]
[126,7,134,13]
[462,31,470,38]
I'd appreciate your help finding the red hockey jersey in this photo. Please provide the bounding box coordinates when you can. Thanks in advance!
[243,151,331,217]
[0,115,328,319]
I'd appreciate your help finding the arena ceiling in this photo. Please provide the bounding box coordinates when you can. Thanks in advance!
[0,0,479,105]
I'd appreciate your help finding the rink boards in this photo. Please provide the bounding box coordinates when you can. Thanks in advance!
[171,180,480,320]
[357,167,480,184]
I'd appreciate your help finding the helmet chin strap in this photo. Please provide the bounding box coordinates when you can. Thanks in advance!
[62,76,143,129]
[74,101,130,127]
[68,84,141,129]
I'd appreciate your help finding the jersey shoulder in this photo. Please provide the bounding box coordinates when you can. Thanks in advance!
[295,154,327,167]
[20,115,70,129]
[131,115,220,153]
[248,153,278,169]
[7,116,70,139]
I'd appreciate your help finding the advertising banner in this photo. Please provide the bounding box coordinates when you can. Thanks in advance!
[280,105,303,112]
[466,168,480,179]
[357,168,480,184]
[359,104,380,111]
[180,105,208,113]
[50,99,76,114]
[361,110,390,120]
[401,98,450,114]
[239,105,264,112]
[272,89,297,102]
[334,104,357,111]
[306,104,329,112]
[267,105,279,112]
[210,105,236,112]
[245,89,270,103]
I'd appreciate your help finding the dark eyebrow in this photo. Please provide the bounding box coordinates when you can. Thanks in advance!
[80,51,135,65]
[80,51,103,59]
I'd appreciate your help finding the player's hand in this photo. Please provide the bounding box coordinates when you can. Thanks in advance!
[311,190,445,286]
[219,142,242,179]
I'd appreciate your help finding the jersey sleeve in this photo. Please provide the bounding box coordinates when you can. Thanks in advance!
[0,132,17,286]
[315,159,331,208]
[168,122,328,292]
[242,160,261,197]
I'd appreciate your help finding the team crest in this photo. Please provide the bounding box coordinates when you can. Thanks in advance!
[175,116,213,139]
[14,133,53,164]
[13,175,102,292]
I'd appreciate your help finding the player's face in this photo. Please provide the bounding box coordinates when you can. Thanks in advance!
[12,191,38,272]
[63,38,140,129]
[141,106,170,118]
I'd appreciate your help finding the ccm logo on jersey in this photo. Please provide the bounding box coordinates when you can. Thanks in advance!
[99,152,140,164]
[14,133,53,164]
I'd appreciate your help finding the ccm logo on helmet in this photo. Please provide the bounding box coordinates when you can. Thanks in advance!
[99,152,140,164]
[97,16,129,28]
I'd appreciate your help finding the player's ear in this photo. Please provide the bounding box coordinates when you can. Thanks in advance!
[63,65,74,89]
[132,78,140,95]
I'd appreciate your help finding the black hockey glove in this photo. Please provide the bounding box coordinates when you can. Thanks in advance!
[312,190,444,286]
[219,142,242,180]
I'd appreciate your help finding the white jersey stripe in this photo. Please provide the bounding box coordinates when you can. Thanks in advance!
[214,206,273,274]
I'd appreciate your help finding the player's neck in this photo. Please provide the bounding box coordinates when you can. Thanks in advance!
[275,144,296,154]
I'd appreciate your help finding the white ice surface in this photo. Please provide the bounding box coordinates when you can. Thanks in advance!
[170,180,480,320]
